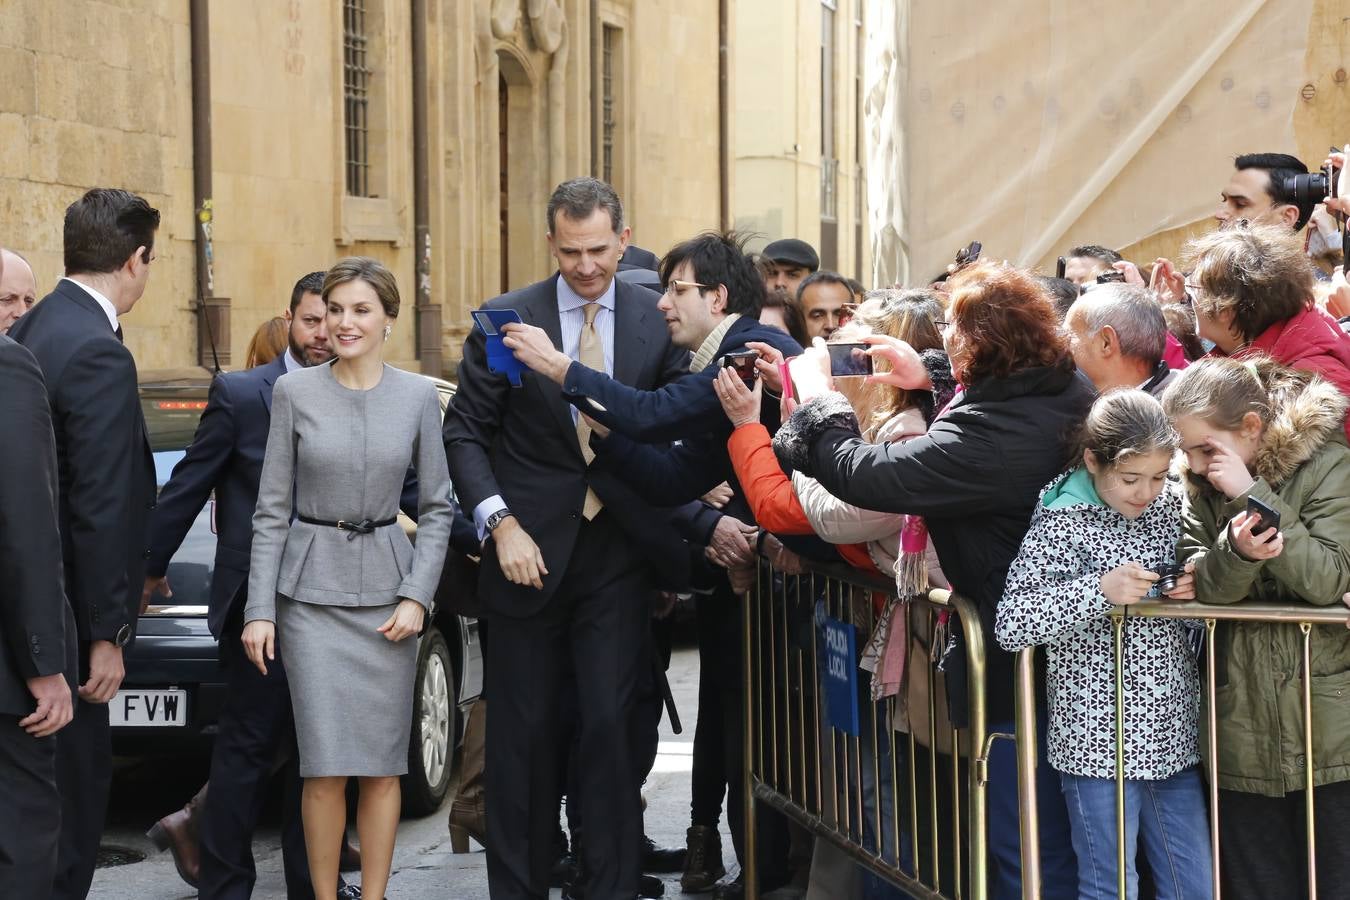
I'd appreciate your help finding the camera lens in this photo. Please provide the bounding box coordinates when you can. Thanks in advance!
[1280,172,1330,205]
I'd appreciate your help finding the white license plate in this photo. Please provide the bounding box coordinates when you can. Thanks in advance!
[111,689,188,727]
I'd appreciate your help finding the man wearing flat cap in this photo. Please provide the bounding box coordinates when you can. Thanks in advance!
[761,238,819,299]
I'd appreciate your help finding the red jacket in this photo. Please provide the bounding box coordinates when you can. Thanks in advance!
[1230,306,1350,440]
[727,424,878,574]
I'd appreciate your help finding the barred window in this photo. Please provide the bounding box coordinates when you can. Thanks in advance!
[602,25,618,186]
[343,0,372,197]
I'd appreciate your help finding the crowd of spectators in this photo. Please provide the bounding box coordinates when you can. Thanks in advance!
[4,144,1350,900]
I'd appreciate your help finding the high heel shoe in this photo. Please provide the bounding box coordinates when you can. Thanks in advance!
[447,797,486,853]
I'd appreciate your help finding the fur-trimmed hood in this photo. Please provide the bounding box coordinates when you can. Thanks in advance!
[1253,375,1349,486]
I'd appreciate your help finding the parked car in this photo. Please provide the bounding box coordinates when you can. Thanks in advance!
[116,367,483,815]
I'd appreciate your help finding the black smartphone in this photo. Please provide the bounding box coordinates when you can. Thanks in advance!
[1246,495,1281,535]
[721,350,759,387]
[1096,270,1127,284]
[1056,256,1067,280]
[953,241,982,270]
[827,342,873,378]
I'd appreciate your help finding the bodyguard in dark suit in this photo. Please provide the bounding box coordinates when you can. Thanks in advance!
[443,178,689,900]
[142,273,342,900]
[9,188,159,900]
[0,333,78,897]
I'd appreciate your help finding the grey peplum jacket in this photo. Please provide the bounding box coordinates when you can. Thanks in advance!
[244,362,453,623]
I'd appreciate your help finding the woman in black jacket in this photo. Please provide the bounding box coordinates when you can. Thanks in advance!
[775,261,1094,900]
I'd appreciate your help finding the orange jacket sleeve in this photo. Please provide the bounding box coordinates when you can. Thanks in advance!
[726,423,815,535]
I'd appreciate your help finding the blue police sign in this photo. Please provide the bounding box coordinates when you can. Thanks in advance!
[821,615,859,736]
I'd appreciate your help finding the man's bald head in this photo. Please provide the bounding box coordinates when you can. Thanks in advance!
[0,249,38,334]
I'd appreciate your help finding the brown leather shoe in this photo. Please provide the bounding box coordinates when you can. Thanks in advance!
[680,825,725,893]
[447,795,487,853]
[146,784,207,888]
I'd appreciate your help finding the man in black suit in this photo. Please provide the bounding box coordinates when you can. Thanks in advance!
[141,273,347,900]
[444,177,690,900]
[10,188,159,900]
[0,325,78,896]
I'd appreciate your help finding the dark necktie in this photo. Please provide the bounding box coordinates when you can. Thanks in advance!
[115,325,124,343]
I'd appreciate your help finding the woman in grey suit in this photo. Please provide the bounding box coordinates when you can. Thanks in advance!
[243,257,452,900]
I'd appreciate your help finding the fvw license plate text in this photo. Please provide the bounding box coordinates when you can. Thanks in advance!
[112,689,187,727]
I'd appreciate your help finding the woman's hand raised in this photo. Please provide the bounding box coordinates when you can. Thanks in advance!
[788,340,835,404]
[861,335,933,391]
[715,366,763,428]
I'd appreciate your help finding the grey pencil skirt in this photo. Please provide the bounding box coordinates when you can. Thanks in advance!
[277,595,418,778]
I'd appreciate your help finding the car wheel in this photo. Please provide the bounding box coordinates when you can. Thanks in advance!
[402,626,456,816]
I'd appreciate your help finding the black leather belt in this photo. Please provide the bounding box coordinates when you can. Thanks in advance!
[298,515,396,540]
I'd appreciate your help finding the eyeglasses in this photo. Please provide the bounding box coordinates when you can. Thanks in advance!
[934,319,952,331]
[664,279,709,295]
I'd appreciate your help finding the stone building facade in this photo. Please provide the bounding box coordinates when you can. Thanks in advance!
[0,0,869,374]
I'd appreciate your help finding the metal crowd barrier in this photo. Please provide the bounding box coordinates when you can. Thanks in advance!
[742,560,994,899]
[1014,600,1350,900]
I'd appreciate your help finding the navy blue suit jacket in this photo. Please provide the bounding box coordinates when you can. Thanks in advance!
[444,275,704,615]
[579,317,803,514]
[147,356,287,638]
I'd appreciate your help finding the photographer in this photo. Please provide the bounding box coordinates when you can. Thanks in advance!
[1215,152,1321,232]
[771,261,1093,899]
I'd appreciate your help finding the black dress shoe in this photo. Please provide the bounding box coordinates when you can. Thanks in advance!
[640,834,686,873]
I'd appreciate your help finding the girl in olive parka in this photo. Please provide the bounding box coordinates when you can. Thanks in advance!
[1165,356,1350,899]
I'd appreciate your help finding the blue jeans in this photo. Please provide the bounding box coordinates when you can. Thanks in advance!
[1060,766,1212,900]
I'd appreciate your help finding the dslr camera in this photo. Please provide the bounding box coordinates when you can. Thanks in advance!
[1277,163,1335,206]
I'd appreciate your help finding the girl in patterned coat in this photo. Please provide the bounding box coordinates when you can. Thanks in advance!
[997,390,1212,900]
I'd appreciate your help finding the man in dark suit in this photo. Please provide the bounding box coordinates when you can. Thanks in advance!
[9,188,159,900]
[140,272,350,900]
[503,231,803,899]
[444,177,691,900]
[0,329,78,896]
